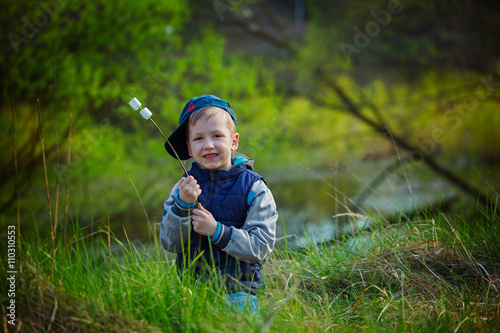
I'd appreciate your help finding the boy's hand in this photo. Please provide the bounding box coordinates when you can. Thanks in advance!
[192,203,218,237]
[178,176,201,204]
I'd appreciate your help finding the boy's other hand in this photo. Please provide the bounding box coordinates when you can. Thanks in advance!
[178,176,201,204]
[192,202,218,237]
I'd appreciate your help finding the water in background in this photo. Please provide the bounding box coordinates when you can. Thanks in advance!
[266,159,474,248]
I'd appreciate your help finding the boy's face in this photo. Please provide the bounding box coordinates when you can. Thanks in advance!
[187,115,239,171]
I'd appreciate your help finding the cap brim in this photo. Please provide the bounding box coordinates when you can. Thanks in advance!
[165,123,191,160]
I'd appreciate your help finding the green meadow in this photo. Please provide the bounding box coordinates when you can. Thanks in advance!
[2,205,499,332]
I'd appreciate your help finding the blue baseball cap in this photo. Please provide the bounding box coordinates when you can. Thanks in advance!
[165,94,237,160]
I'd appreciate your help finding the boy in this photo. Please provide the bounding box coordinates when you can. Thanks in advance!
[159,94,278,313]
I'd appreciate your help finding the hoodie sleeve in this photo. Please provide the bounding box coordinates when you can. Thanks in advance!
[210,179,278,263]
[159,180,194,253]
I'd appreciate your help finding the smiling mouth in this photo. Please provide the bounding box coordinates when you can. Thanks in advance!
[203,153,218,159]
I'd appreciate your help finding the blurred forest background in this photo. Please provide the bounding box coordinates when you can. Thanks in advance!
[1,0,499,241]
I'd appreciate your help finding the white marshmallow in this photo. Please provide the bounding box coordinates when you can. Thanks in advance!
[129,97,141,110]
[140,108,152,119]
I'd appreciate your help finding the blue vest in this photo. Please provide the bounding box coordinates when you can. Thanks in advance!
[176,161,265,293]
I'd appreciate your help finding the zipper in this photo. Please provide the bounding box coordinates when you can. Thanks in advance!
[209,171,215,212]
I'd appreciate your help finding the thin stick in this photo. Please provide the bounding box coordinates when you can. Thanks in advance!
[332,212,370,219]
[10,88,20,247]
[334,162,338,215]
[45,286,58,333]
[432,218,438,244]
[64,114,72,239]
[147,113,201,252]
[149,117,190,177]
[107,216,113,300]
[128,98,190,177]
[130,98,200,251]
[115,147,154,240]
[69,229,110,244]
[345,166,410,221]
[385,125,413,198]
[53,61,60,241]
[302,165,365,214]
[441,213,480,275]
[38,99,53,239]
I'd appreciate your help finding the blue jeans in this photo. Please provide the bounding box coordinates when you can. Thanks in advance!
[225,292,260,315]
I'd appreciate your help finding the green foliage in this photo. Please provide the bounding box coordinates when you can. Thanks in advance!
[307,0,500,78]
[2,0,500,241]
[1,1,284,231]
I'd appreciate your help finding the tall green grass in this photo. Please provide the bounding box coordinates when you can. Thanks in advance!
[2,202,499,332]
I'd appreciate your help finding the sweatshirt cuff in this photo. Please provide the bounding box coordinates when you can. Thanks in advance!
[209,222,222,243]
[176,195,196,208]
[210,223,232,248]
[172,195,196,217]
